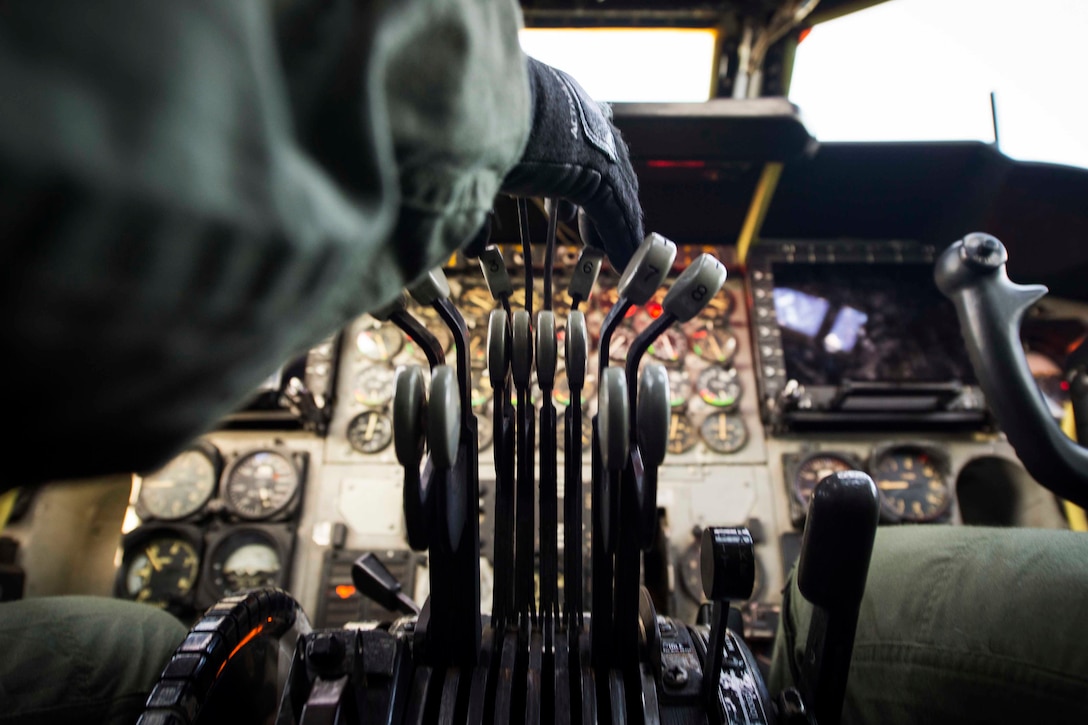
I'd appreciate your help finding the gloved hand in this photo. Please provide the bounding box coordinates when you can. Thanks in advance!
[501,57,644,271]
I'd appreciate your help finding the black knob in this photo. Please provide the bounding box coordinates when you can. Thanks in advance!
[700,527,755,603]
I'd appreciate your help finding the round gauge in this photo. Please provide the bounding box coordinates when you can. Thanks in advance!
[347,411,394,454]
[700,288,736,322]
[692,327,739,366]
[871,446,952,523]
[666,412,698,455]
[223,451,301,520]
[208,531,283,597]
[476,411,494,451]
[648,328,688,363]
[124,535,200,608]
[406,321,453,364]
[469,329,489,369]
[700,412,748,454]
[353,366,395,407]
[459,286,495,317]
[137,445,219,520]
[471,372,493,408]
[608,323,639,362]
[667,368,690,408]
[554,373,597,407]
[793,453,855,510]
[696,366,742,409]
[1026,351,1069,420]
[356,326,404,362]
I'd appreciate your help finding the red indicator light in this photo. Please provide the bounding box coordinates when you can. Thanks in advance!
[646,160,706,169]
[799,28,812,43]
[647,302,663,319]
[335,585,357,600]
[1062,380,1071,391]
[625,306,638,319]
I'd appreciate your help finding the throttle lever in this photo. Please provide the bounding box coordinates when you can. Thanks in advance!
[393,366,432,551]
[935,233,1088,507]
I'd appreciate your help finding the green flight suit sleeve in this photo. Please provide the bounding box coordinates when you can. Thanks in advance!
[0,0,530,486]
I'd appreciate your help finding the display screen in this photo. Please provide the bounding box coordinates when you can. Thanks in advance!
[771,262,976,386]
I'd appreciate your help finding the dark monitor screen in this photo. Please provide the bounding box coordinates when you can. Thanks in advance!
[770,262,976,386]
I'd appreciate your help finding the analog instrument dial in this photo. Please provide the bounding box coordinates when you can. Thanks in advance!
[347,411,394,454]
[608,322,639,362]
[458,286,495,317]
[667,368,690,408]
[137,446,219,520]
[666,412,699,455]
[871,446,951,523]
[353,366,395,407]
[356,326,404,362]
[691,326,739,366]
[700,412,748,454]
[696,366,742,409]
[648,328,688,363]
[124,535,200,608]
[793,453,855,510]
[208,531,283,597]
[700,288,736,322]
[223,451,301,520]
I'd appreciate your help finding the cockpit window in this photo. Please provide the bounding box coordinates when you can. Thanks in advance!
[789,0,1088,169]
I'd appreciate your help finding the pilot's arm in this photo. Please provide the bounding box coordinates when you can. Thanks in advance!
[0,0,641,489]
[0,2,642,723]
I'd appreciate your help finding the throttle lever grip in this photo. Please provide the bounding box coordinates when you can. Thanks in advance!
[935,233,1088,507]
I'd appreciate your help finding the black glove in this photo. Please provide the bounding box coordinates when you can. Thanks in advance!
[501,56,644,271]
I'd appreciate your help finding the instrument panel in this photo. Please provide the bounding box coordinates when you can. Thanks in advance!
[114,240,1081,639]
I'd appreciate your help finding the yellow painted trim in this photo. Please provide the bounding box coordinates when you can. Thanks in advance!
[737,162,783,265]
[1060,402,1088,531]
[0,488,17,532]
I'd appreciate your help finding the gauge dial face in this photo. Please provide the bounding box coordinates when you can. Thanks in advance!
[667,368,690,408]
[458,286,494,317]
[692,327,739,366]
[700,412,748,454]
[696,366,742,409]
[356,326,404,362]
[224,451,300,519]
[209,532,282,596]
[666,412,698,455]
[648,328,688,363]
[353,366,395,407]
[347,411,394,454]
[793,453,855,509]
[138,448,217,520]
[872,447,951,522]
[125,536,200,607]
[701,288,736,322]
[607,322,639,363]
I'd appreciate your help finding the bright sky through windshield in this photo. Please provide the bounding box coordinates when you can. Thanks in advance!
[790,0,1088,169]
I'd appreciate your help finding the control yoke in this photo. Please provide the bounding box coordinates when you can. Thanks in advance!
[935,233,1088,507]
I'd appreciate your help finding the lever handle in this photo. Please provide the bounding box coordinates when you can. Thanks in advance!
[407,268,452,305]
[351,553,420,615]
[370,292,409,322]
[935,233,1088,508]
[662,254,728,323]
[394,366,432,551]
[479,246,514,301]
[427,366,461,470]
[487,309,511,389]
[796,470,879,725]
[598,368,630,471]
[616,233,677,306]
[511,310,534,391]
[536,311,557,390]
[566,312,588,390]
[568,247,605,305]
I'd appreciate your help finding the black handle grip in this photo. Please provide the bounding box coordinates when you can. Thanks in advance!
[935,233,1088,508]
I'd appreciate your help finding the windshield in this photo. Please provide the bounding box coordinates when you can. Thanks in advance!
[789,0,1088,169]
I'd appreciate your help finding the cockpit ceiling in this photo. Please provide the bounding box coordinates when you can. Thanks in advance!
[519,0,891,27]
